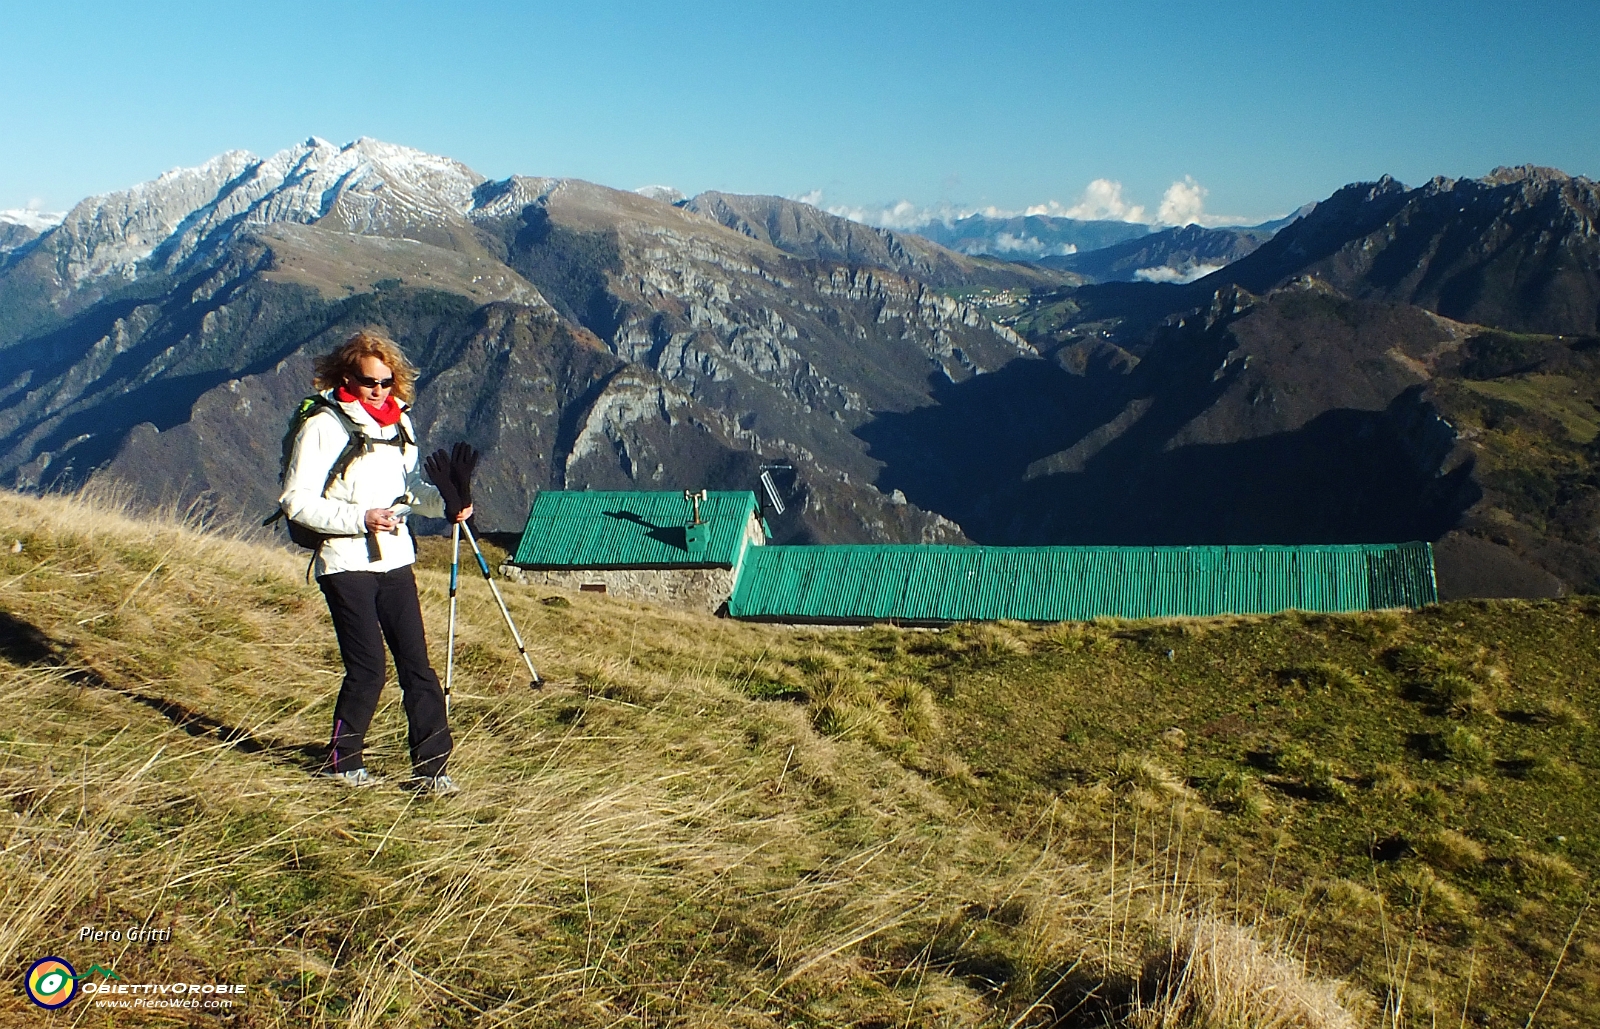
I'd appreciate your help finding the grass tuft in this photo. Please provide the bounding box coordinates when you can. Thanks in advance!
[1441,725,1495,769]
[1513,851,1585,898]
[1526,695,1589,727]
[1134,915,1370,1029]
[884,676,941,743]
[1270,743,1351,802]
[1416,829,1486,872]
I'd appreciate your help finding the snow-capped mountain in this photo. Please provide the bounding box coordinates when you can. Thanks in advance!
[0,209,63,254]
[0,209,64,232]
[24,136,1074,309]
[46,137,487,286]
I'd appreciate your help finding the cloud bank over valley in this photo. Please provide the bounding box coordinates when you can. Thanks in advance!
[810,175,1262,235]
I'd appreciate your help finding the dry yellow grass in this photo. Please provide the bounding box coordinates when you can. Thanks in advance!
[1131,916,1370,1029]
[0,487,1365,1026]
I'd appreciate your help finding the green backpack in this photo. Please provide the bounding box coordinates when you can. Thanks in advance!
[262,395,413,551]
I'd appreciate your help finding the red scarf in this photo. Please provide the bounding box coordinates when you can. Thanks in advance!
[336,386,402,427]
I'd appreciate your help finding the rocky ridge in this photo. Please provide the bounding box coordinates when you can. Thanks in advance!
[1218,166,1600,334]
[0,139,1056,544]
[684,191,1067,289]
[1041,223,1276,283]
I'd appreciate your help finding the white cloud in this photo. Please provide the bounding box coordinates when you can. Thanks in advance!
[1053,179,1147,223]
[802,176,1263,234]
[874,200,933,230]
[1133,262,1227,284]
[817,198,956,230]
[812,187,1152,233]
[988,232,1041,254]
[809,177,1156,232]
[1157,177,1207,226]
[986,233,1078,256]
[1154,176,1252,227]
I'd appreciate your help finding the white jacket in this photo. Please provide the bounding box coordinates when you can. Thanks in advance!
[279,391,446,577]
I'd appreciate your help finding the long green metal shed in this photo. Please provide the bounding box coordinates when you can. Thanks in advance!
[727,542,1437,624]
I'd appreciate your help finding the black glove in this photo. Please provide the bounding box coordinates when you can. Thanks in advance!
[423,448,466,523]
[450,442,479,507]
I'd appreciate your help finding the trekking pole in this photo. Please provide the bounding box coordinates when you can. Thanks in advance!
[444,520,461,715]
[460,520,544,689]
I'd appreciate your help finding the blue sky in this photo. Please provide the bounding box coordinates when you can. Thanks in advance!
[2,1,1596,226]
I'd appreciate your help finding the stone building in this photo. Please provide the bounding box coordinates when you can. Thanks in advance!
[500,490,768,614]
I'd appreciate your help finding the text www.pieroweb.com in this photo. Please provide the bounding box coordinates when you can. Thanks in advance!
[92,997,236,1010]
[83,981,246,1009]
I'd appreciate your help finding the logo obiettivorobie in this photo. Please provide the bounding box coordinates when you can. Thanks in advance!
[25,957,77,1009]
[23,959,118,1009]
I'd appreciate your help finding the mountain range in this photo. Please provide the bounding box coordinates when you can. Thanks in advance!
[0,138,1068,545]
[912,212,1150,258]
[903,165,1600,594]
[679,192,1063,289]
[2,142,1597,595]
[900,207,1311,282]
[1037,223,1278,283]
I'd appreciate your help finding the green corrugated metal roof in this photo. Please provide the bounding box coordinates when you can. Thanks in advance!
[512,491,760,569]
[727,542,1437,623]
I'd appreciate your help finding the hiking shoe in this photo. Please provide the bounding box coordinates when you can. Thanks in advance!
[319,767,379,788]
[408,773,459,796]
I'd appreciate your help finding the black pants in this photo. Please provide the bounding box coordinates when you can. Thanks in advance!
[319,566,452,778]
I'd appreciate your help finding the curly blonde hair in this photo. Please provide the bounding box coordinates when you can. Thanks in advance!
[313,329,418,403]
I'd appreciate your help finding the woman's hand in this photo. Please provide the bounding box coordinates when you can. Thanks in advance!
[454,505,474,524]
[365,508,399,532]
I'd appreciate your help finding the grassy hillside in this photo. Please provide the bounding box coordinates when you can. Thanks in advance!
[767,608,1600,1026]
[1,490,1593,1026]
[1429,330,1600,592]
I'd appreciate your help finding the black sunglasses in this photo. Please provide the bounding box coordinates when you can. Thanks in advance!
[351,374,395,389]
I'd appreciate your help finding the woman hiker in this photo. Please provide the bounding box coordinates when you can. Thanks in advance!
[279,329,469,795]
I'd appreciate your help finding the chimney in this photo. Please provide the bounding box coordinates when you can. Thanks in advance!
[684,489,708,558]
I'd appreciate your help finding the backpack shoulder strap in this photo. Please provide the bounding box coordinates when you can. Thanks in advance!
[304,394,364,436]
[303,396,372,495]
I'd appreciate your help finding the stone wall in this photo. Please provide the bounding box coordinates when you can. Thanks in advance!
[497,565,737,614]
